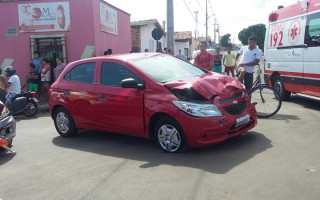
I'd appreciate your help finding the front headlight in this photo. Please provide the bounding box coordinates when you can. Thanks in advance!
[173,101,222,117]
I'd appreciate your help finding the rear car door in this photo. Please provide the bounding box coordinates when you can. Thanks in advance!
[59,62,97,126]
[94,61,145,136]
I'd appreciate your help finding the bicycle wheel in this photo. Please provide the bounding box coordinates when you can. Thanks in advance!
[250,85,282,118]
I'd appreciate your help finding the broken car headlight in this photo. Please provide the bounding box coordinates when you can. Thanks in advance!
[173,101,222,117]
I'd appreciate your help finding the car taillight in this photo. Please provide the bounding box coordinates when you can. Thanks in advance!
[0,138,8,146]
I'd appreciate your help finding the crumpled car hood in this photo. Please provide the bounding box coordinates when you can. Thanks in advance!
[164,73,244,100]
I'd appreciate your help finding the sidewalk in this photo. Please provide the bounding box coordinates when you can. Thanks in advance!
[38,100,49,113]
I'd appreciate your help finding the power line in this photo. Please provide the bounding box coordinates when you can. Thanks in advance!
[196,0,205,13]
[182,0,195,19]
[182,0,206,26]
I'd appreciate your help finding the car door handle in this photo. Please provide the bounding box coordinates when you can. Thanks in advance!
[97,94,105,99]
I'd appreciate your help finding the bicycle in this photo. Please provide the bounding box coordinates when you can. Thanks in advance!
[241,64,282,118]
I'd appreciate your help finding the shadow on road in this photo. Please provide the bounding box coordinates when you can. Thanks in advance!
[289,95,320,111]
[0,149,15,165]
[264,114,301,122]
[14,112,50,122]
[52,130,272,174]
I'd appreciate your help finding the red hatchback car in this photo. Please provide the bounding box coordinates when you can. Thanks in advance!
[49,53,257,152]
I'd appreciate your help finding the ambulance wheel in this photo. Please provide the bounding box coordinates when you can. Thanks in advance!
[274,78,291,101]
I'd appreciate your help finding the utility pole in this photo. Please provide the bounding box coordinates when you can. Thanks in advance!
[217,24,221,47]
[213,18,216,45]
[213,18,220,47]
[162,20,166,32]
[205,0,208,45]
[167,0,174,52]
[194,11,198,42]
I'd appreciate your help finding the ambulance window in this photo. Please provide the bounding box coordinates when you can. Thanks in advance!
[305,13,320,47]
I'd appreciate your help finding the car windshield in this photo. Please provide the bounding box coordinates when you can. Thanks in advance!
[129,55,207,83]
[192,49,216,59]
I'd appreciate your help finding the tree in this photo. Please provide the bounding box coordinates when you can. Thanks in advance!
[238,24,266,50]
[220,33,232,48]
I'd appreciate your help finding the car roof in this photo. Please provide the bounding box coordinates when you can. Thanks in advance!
[77,53,164,63]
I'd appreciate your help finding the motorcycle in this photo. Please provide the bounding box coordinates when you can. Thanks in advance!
[11,91,39,117]
[0,97,27,154]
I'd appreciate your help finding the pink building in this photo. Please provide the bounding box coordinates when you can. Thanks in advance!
[0,0,131,84]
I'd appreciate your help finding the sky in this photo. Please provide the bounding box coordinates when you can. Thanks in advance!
[106,0,297,44]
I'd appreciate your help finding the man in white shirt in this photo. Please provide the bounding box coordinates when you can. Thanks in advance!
[176,49,184,60]
[235,36,262,90]
[4,66,21,106]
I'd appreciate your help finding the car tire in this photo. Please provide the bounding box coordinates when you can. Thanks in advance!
[274,77,291,101]
[154,116,188,153]
[54,107,78,137]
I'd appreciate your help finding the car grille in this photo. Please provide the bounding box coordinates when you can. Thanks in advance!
[223,100,247,115]
[219,93,244,103]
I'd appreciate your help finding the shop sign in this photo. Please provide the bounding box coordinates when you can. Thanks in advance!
[18,2,71,32]
[100,3,118,35]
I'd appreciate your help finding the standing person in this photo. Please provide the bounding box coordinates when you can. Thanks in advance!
[31,51,42,97]
[54,57,66,81]
[21,63,39,94]
[223,47,236,77]
[176,49,184,60]
[31,51,42,73]
[4,66,21,106]
[39,58,51,101]
[107,49,112,55]
[213,48,222,73]
[194,41,214,71]
[235,36,262,90]
[0,68,7,104]
[167,49,173,55]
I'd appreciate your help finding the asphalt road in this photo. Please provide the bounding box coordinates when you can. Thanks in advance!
[1,95,320,200]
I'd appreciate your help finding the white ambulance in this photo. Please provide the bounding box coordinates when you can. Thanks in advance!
[264,0,320,100]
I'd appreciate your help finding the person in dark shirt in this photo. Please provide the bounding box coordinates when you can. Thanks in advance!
[21,63,39,95]
[213,48,223,73]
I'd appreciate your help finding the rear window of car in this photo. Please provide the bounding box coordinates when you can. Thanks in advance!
[64,62,95,84]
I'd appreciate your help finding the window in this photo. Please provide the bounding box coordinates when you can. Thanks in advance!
[101,62,142,87]
[6,27,18,37]
[64,62,95,83]
[305,12,320,47]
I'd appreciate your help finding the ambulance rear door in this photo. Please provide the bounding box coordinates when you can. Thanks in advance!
[303,8,320,97]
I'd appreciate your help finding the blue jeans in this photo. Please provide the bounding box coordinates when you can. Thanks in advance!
[214,65,222,73]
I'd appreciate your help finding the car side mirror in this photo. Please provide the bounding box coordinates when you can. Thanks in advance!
[9,97,27,115]
[121,78,145,89]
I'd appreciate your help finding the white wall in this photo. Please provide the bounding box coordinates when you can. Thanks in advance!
[174,41,190,59]
[140,25,166,52]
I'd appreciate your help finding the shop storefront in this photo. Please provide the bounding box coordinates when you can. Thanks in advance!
[0,0,131,83]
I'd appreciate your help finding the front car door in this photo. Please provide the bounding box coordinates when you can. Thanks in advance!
[94,61,145,136]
